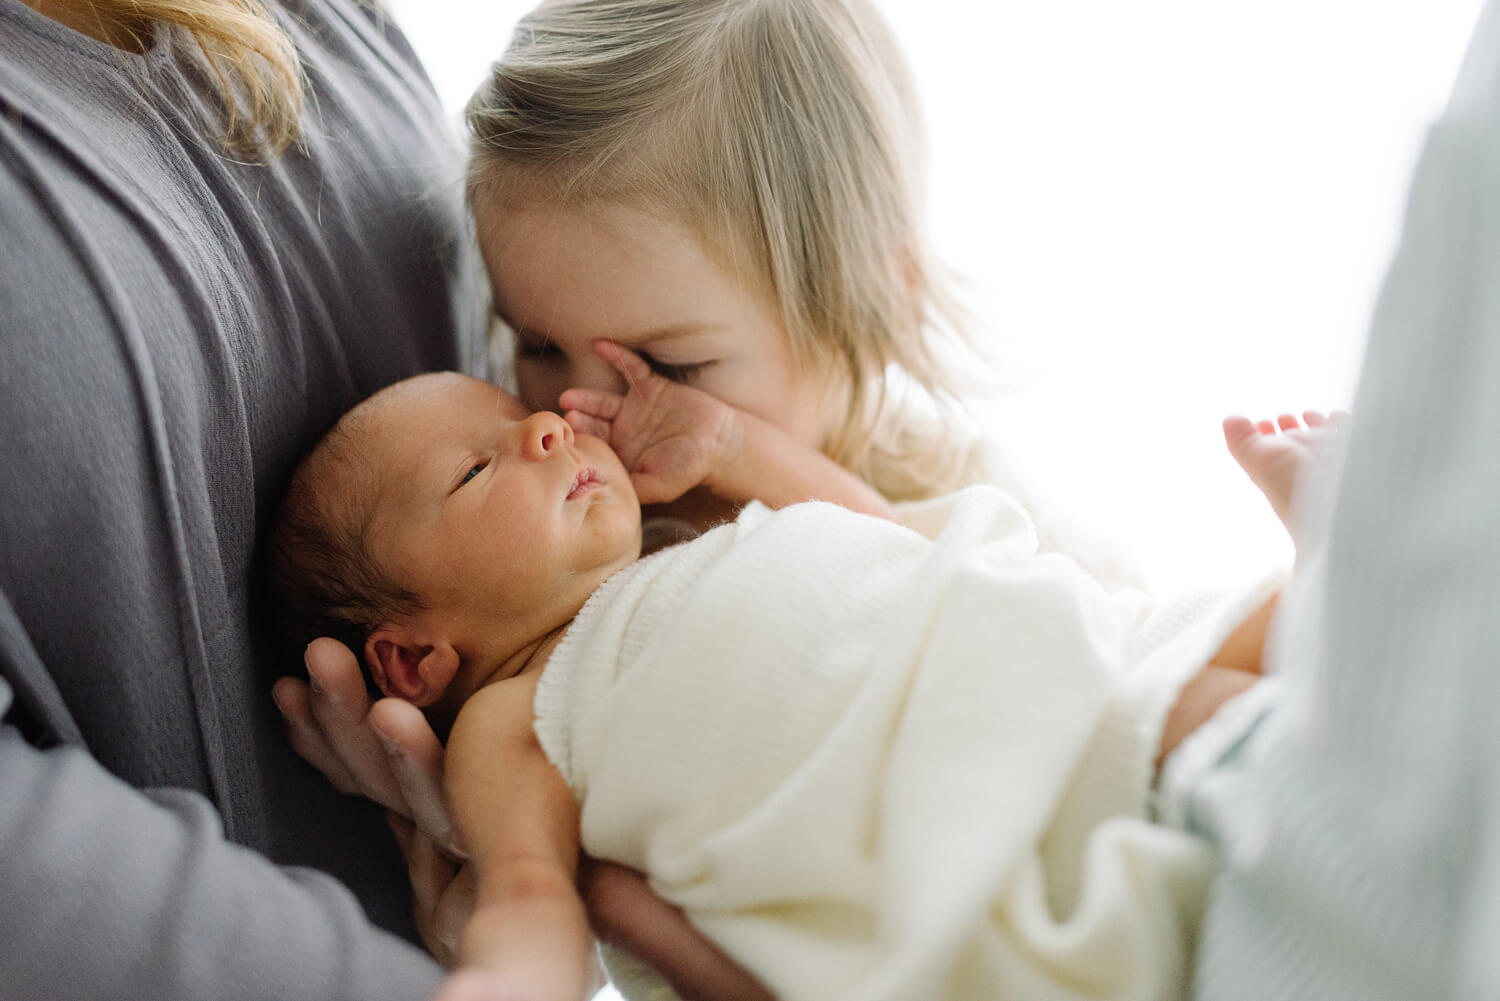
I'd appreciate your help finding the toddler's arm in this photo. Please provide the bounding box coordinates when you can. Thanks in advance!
[443,677,593,1001]
[561,340,894,519]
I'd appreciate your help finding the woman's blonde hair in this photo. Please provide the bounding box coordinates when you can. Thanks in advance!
[467,0,985,499]
[79,0,304,153]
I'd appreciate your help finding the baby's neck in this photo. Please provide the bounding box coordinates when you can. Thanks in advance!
[471,620,572,695]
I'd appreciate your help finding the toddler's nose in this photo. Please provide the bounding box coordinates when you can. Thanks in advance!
[520,410,574,461]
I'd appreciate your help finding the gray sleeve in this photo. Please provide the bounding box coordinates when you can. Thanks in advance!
[0,678,442,1001]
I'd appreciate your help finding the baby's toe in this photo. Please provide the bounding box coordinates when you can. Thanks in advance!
[1223,415,1259,454]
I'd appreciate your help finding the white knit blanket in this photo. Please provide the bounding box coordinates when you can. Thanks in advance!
[534,487,1278,1001]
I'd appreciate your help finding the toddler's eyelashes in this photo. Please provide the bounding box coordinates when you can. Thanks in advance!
[636,351,706,382]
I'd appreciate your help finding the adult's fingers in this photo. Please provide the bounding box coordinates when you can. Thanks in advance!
[370,697,463,856]
[428,969,513,1001]
[583,859,774,1001]
[303,637,407,813]
[392,812,471,967]
[273,674,361,795]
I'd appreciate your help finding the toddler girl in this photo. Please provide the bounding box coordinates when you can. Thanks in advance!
[462,0,1130,581]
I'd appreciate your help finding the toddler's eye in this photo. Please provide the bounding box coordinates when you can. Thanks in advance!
[638,352,708,383]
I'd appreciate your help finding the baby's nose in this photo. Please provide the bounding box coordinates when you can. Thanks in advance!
[521,409,574,460]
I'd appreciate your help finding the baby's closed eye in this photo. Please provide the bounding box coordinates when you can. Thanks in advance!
[451,460,489,494]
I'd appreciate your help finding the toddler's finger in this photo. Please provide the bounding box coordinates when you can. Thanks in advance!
[1277,413,1301,431]
[1302,410,1329,427]
[592,339,653,383]
[564,409,613,441]
[1256,418,1277,435]
[558,386,622,420]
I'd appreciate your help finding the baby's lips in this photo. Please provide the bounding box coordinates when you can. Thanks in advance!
[567,467,603,500]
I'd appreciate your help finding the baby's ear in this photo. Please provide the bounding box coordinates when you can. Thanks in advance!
[365,624,460,707]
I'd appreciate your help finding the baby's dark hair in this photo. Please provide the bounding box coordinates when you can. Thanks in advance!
[267,407,423,666]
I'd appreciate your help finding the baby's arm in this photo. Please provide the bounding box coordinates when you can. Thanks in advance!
[444,677,593,1001]
[1155,664,1260,770]
[1153,586,1282,769]
[561,340,894,520]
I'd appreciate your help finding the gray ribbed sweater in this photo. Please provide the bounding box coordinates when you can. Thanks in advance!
[0,1,485,997]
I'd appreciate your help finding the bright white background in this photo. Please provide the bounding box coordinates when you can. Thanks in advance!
[385,0,1484,594]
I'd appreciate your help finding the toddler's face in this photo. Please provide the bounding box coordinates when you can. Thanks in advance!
[475,197,843,454]
[360,374,642,650]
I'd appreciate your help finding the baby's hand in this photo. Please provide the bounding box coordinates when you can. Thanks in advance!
[560,341,738,505]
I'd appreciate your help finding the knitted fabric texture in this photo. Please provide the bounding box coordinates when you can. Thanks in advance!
[534,488,1277,1001]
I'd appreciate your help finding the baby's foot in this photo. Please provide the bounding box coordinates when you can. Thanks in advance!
[1223,410,1347,540]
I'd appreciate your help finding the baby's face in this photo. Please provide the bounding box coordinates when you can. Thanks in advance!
[359,373,642,655]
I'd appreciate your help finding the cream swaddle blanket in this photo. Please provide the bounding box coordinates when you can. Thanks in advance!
[534,487,1277,1001]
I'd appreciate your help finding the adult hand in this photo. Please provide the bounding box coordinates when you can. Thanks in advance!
[560,340,738,506]
[581,860,774,1001]
[272,637,463,856]
[427,971,492,1001]
[388,813,476,967]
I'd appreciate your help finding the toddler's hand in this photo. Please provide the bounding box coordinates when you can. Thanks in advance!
[560,340,738,505]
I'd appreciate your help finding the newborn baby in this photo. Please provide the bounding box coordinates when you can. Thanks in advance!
[271,372,1295,1001]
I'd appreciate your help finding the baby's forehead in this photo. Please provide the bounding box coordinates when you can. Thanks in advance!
[369,372,528,424]
[335,374,527,516]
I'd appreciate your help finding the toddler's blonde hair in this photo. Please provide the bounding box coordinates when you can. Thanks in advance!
[466,0,985,499]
